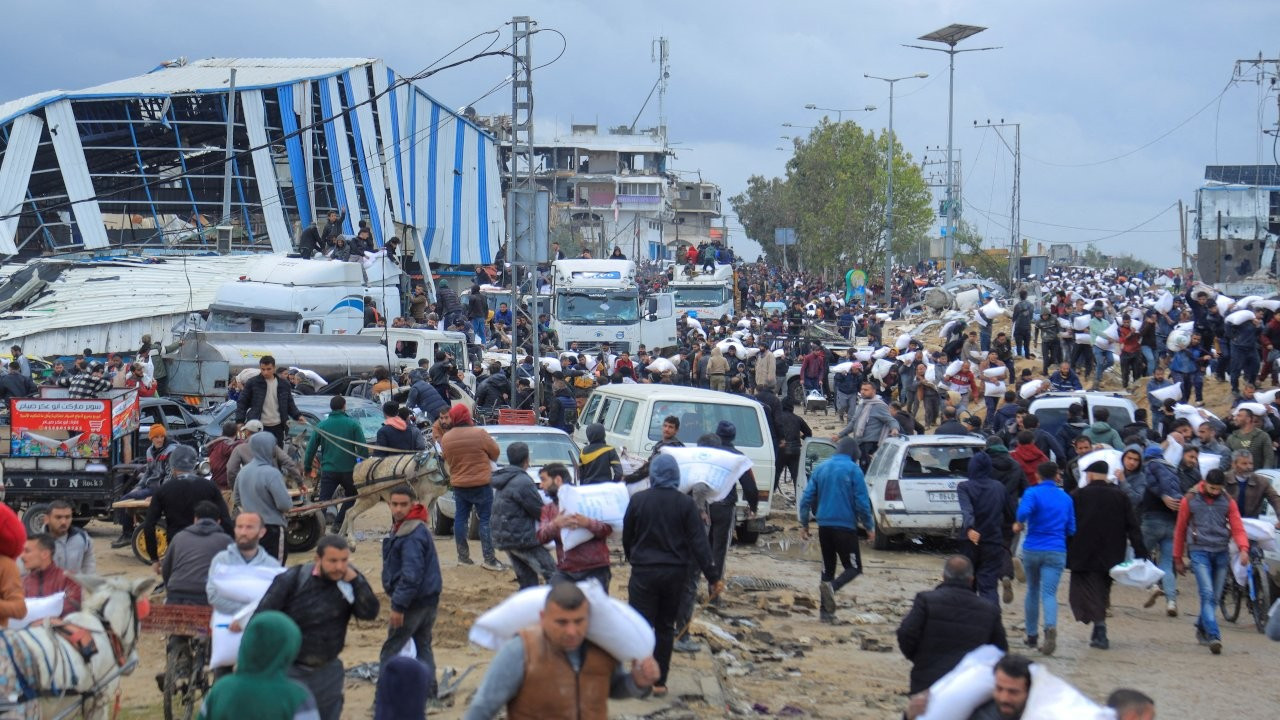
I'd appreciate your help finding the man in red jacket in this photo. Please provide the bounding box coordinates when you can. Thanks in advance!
[537,463,613,592]
[20,534,81,616]
[1010,430,1050,484]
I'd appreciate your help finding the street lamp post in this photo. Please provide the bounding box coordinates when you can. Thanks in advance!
[802,104,876,123]
[906,24,998,283]
[866,72,928,308]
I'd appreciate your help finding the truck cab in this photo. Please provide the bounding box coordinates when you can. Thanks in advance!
[549,259,677,353]
[669,263,735,320]
[207,255,403,336]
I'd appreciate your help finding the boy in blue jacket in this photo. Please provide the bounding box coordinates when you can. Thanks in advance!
[799,437,875,623]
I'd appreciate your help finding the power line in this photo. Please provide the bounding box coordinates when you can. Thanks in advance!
[964,198,1178,246]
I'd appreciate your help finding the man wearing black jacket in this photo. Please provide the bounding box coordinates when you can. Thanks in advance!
[710,422,759,574]
[373,402,426,457]
[624,453,724,695]
[236,356,303,447]
[143,445,233,565]
[774,399,813,491]
[897,555,1007,694]
[957,451,1015,607]
[257,535,380,720]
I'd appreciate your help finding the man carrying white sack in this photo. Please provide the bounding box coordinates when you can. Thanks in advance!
[463,582,660,719]
[624,453,725,696]
[538,463,613,592]
[206,511,280,676]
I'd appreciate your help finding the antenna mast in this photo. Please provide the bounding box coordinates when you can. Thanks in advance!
[653,37,669,146]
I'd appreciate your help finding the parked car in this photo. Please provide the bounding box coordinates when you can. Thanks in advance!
[430,425,580,537]
[1028,391,1137,439]
[798,434,985,550]
[197,396,384,442]
[574,384,775,543]
[137,396,214,455]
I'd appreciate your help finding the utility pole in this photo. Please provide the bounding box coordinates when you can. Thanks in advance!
[220,69,237,228]
[867,72,928,310]
[974,120,1020,288]
[1179,198,1187,279]
[508,16,536,402]
[653,37,670,147]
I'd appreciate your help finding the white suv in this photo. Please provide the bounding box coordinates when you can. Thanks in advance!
[798,435,985,550]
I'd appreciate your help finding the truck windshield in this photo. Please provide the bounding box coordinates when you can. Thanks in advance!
[556,291,639,325]
[672,286,728,307]
[207,311,296,333]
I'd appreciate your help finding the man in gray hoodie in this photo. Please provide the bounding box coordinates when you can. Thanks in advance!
[490,443,555,588]
[235,432,295,563]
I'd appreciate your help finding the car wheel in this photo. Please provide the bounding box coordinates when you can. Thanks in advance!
[871,530,891,551]
[285,513,324,554]
[734,523,760,545]
[21,503,51,536]
[430,500,453,536]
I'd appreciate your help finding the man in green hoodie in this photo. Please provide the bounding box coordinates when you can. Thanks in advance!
[303,396,369,533]
[198,610,320,720]
[1080,407,1124,450]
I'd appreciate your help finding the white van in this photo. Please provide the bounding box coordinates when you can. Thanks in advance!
[573,384,775,543]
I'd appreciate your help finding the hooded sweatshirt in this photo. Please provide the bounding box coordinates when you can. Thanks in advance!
[375,656,432,720]
[490,465,546,549]
[197,610,318,720]
[621,454,719,582]
[956,452,1013,545]
[578,423,622,484]
[1081,420,1124,450]
[1009,442,1049,487]
[798,439,873,531]
[236,433,294,527]
[373,415,426,457]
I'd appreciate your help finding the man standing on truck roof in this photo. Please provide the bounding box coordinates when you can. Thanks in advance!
[236,356,303,448]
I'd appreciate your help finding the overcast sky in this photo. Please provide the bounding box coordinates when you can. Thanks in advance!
[5,0,1279,266]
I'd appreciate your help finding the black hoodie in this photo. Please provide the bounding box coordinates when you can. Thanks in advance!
[579,423,622,483]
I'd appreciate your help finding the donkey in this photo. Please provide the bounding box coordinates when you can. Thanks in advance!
[0,575,154,720]
[336,448,450,545]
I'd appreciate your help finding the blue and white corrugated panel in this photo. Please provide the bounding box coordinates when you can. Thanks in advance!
[0,114,44,255]
[44,100,110,250]
[241,89,294,254]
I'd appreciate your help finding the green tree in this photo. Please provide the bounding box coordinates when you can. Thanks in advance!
[729,120,933,278]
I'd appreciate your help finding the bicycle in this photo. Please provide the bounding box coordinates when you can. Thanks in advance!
[140,603,214,720]
[1220,544,1272,634]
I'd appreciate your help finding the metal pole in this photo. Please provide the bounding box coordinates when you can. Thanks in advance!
[1179,199,1187,279]
[944,50,955,282]
[884,80,895,311]
[221,69,237,228]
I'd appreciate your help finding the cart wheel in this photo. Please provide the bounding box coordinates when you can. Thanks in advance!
[285,514,324,554]
[132,525,167,565]
[430,500,453,537]
[21,503,51,536]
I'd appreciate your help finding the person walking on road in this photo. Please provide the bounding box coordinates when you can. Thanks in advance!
[302,396,368,534]
[1127,445,1183,616]
[439,404,504,571]
[256,536,380,720]
[235,432,296,564]
[143,445,233,566]
[623,454,725,696]
[492,443,557,588]
[957,451,1015,607]
[1173,468,1250,655]
[380,485,442,691]
[235,356,303,447]
[206,511,281,620]
[835,382,898,470]
[1068,460,1148,650]
[1014,460,1075,655]
[896,555,1008,694]
[463,583,660,719]
[799,437,875,623]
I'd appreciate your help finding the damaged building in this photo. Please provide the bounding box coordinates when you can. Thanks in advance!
[1195,165,1280,291]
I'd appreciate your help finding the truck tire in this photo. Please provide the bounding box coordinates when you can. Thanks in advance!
[734,523,760,545]
[430,501,453,536]
[21,504,51,536]
[871,530,892,551]
[285,514,324,554]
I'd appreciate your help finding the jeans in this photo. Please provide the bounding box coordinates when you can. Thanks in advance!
[964,541,1005,607]
[1023,550,1066,632]
[1014,330,1030,358]
[983,397,999,431]
[379,598,439,698]
[1141,514,1178,601]
[318,471,357,527]
[453,485,496,563]
[980,326,991,352]
[1141,346,1157,376]
[116,486,154,534]
[1092,346,1113,384]
[1189,549,1230,640]
[471,317,486,342]
[1041,340,1061,375]
[708,501,736,578]
[1175,371,1204,403]
[1120,351,1144,386]
[629,564,687,685]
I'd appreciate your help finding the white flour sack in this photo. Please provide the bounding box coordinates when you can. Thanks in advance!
[918,645,1003,720]
[557,482,629,551]
[659,445,753,502]
[207,564,287,667]
[469,580,655,661]
[1021,663,1114,719]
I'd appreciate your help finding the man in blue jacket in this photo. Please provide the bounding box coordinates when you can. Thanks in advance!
[381,485,443,696]
[958,451,1015,607]
[799,437,875,624]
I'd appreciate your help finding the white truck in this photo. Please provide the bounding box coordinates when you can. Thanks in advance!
[206,255,405,336]
[669,263,735,321]
[549,259,677,354]
[164,328,472,405]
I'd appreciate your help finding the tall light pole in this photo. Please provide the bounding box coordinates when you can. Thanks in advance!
[802,104,876,123]
[906,24,998,282]
[866,72,928,306]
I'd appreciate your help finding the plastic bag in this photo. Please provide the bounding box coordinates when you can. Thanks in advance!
[895,334,913,350]
[980,299,1004,319]
[1072,315,1090,331]
[1215,294,1235,315]
[557,482,629,551]
[1154,291,1173,314]
[830,361,855,374]
[10,593,65,628]
[946,360,964,377]
[1021,663,1114,719]
[540,357,563,373]
[208,565,287,605]
[871,358,894,381]
[872,346,892,360]
[1019,379,1047,399]
[917,645,1002,720]
[469,579,655,661]
[646,357,677,374]
[1242,517,1279,551]
[1226,309,1256,326]
[1109,559,1165,588]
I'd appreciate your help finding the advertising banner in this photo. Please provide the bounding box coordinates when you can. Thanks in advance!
[9,398,112,457]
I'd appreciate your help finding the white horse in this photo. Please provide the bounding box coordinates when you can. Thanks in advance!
[337,448,449,544]
[0,575,154,720]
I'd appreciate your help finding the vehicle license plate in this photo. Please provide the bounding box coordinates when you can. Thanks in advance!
[929,491,958,503]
